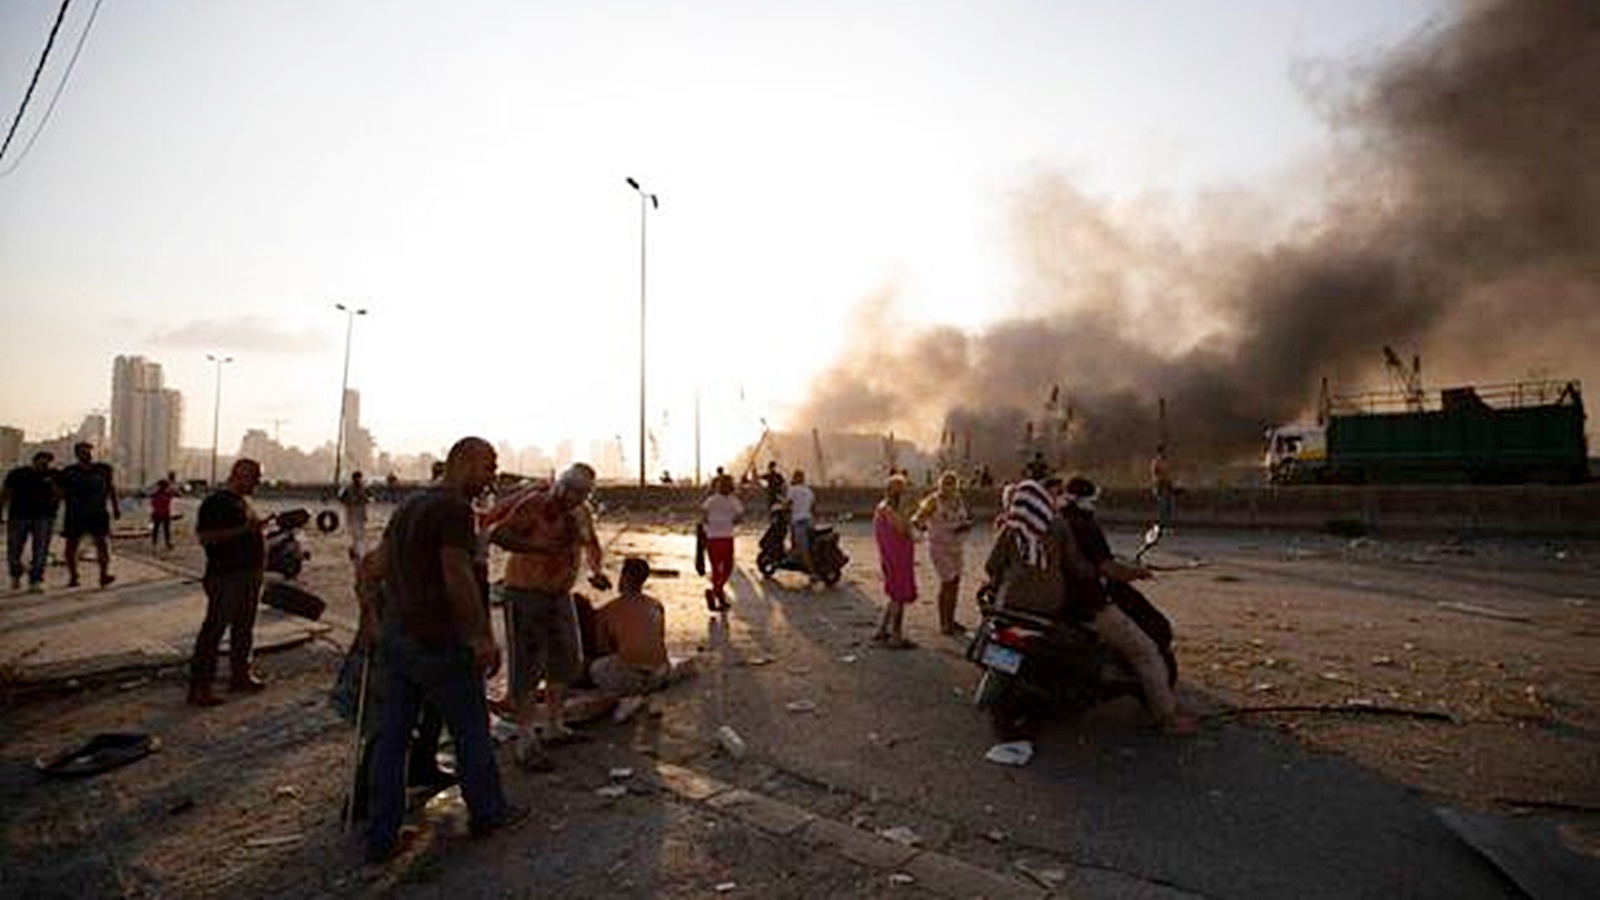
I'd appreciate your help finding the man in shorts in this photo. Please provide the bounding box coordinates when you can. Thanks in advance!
[488,463,606,766]
[57,442,120,588]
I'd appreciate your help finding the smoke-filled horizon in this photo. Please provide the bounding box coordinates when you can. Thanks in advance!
[789,0,1600,483]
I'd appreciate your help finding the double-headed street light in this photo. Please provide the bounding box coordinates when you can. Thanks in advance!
[333,303,368,488]
[625,177,659,487]
[206,353,234,485]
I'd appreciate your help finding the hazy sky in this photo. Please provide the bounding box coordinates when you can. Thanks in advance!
[0,0,1450,472]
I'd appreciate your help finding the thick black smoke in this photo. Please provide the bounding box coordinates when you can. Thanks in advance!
[791,1,1600,483]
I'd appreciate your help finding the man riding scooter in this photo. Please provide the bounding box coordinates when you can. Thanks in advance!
[755,469,846,585]
[1058,476,1196,735]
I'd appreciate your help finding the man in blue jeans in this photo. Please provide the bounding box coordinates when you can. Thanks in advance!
[367,436,526,863]
[3,451,59,592]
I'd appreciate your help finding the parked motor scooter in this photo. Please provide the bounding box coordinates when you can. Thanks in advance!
[966,524,1175,741]
[265,508,312,580]
[755,503,848,585]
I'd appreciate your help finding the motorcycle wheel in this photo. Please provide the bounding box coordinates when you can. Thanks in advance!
[280,556,302,580]
[756,552,778,578]
[820,566,841,586]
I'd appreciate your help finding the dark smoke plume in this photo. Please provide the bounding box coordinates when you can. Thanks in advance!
[791,0,1600,483]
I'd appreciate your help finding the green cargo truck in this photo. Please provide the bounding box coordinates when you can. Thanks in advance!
[1264,380,1588,484]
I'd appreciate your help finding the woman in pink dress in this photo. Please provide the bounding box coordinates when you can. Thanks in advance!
[873,474,918,649]
[913,470,973,636]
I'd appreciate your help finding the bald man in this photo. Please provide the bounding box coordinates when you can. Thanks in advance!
[367,437,524,862]
[188,458,270,706]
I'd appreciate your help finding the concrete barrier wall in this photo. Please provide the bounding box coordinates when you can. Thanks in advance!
[586,483,1600,536]
[251,482,1600,536]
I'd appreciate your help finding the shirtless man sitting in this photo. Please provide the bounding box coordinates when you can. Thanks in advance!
[590,557,691,722]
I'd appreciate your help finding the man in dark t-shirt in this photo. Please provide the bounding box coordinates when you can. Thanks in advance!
[187,458,269,706]
[3,451,60,591]
[1061,476,1194,735]
[56,441,120,588]
[367,436,523,863]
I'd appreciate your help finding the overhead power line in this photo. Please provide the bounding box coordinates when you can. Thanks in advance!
[0,0,105,179]
[0,0,74,165]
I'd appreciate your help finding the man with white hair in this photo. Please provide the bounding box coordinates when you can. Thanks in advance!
[488,462,607,765]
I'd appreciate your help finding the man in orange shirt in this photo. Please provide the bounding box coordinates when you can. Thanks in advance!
[487,463,605,765]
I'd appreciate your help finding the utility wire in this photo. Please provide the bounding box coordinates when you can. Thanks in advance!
[0,0,104,179]
[0,0,74,165]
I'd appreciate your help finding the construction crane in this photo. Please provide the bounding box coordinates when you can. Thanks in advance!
[1382,346,1425,411]
[741,418,774,482]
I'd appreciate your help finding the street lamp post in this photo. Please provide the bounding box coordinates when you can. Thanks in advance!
[625,177,658,488]
[206,354,233,485]
[333,303,368,489]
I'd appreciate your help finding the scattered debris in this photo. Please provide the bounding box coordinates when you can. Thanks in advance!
[984,741,1035,767]
[876,826,921,846]
[714,882,737,893]
[984,828,1008,843]
[1015,860,1070,889]
[1371,655,1396,666]
[608,768,633,781]
[1438,601,1532,623]
[1251,683,1277,693]
[595,785,628,800]
[888,873,916,887]
[1437,807,1600,899]
[838,654,858,664]
[784,700,817,714]
[739,657,774,667]
[274,785,302,800]
[1209,704,1453,723]
[716,725,748,759]
[166,797,195,816]
[245,834,304,848]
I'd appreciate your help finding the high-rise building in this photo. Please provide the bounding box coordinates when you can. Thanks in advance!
[153,388,183,481]
[77,413,107,448]
[111,356,184,487]
[0,426,22,470]
[338,388,375,477]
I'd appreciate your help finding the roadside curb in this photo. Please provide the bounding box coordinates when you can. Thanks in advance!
[652,761,1050,898]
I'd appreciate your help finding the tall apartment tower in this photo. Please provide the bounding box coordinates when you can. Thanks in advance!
[111,356,183,487]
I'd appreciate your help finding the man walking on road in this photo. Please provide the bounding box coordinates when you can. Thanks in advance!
[3,451,60,592]
[188,458,270,706]
[339,470,371,562]
[367,436,524,863]
[58,442,120,588]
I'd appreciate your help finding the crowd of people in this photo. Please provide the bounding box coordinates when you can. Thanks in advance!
[8,434,1191,861]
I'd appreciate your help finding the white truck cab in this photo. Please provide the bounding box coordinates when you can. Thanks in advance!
[1263,423,1328,484]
